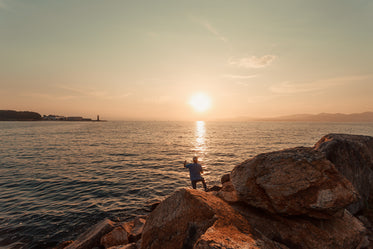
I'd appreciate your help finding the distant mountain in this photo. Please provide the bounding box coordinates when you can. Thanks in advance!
[221,112,373,122]
[0,110,42,121]
[256,112,373,122]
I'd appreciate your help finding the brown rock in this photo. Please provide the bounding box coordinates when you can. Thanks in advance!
[314,133,373,214]
[206,185,222,192]
[232,203,367,249]
[107,243,137,249]
[216,181,239,203]
[231,147,359,218]
[194,221,288,249]
[135,239,142,249]
[140,188,288,249]
[145,201,160,212]
[100,226,129,248]
[221,173,230,184]
[53,240,73,249]
[65,219,115,249]
[358,215,372,229]
[131,217,146,242]
[121,217,146,243]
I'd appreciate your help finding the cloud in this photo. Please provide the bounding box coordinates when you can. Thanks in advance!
[229,55,276,69]
[191,17,228,43]
[222,74,258,79]
[222,74,258,86]
[247,95,275,104]
[54,85,132,100]
[270,81,322,94]
[270,75,369,94]
[202,21,227,43]
[143,95,173,104]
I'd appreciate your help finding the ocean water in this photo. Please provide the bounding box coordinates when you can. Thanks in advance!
[1,121,373,248]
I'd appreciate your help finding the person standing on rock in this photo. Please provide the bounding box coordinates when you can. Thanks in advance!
[184,156,208,191]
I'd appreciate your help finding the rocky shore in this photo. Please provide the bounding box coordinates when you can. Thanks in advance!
[56,133,373,249]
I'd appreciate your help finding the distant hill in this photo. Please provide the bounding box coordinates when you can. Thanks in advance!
[256,112,373,122]
[221,112,373,122]
[0,110,42,121]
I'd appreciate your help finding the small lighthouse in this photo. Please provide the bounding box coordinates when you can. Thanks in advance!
[97,115,100,121]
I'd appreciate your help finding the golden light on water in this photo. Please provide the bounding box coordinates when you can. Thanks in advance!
[194,121,207,162]
[192,121,206,156]
[194,120,210,175]
[195,121,206,149]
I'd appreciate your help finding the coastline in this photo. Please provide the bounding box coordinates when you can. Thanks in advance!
[56,133,373,249]
[0,110,104,122]
[0,119,106,122]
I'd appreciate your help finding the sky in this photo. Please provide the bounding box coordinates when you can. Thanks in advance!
[0,0,372,121]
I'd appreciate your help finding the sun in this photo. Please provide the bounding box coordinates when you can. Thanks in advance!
[189,93,212,112]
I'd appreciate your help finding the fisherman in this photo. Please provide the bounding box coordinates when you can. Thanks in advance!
[184,156,207,191]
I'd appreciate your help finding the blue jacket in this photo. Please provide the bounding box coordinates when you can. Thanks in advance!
[185,163,203,181]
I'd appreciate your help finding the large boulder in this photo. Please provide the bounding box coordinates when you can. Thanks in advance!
[231,147,358,218]
[232,203,367,249]
[314,133,373,214]
[140,188,288,249]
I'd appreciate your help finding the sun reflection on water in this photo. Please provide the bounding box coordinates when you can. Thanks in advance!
[193,121,210,175]
[195,121,206,150]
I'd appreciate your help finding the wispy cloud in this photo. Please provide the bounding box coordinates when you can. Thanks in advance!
[222,74,258,87]
[19,92,76,101]
[222,74,258,80]
[270,75,369,94]
[247,95,275,104]
[202,21,227,43]
[229,55,276,69]
[54,85,132,100]
[191,17,228,43]
[143,95,173,104]
[270,81,320,94]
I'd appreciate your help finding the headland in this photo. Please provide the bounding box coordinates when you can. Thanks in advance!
[0,110,103,122]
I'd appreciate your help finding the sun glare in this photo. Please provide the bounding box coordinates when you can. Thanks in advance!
[189,93,212,112]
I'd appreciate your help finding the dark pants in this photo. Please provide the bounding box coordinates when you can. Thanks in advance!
[191,178,207,191]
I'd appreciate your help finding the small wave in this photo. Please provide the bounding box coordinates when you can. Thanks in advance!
[211,152,236,157]
[108,153,139,157]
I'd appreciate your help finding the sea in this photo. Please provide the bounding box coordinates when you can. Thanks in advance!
[1,121,373,248]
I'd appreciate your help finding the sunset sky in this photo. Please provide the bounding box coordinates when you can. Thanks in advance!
[1,0,372,120]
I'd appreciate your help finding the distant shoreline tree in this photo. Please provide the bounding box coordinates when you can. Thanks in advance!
[0,110,42,121]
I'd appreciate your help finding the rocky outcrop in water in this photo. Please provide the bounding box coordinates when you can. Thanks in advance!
[57,133,373,249]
